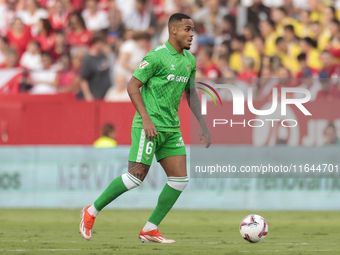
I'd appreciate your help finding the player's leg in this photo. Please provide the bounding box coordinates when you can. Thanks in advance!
[80,162,150,240]
[80,128,156,240]
[139,133,188,243]
[146,155,187,228]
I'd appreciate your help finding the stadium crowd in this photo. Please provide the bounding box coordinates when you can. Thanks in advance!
[0,0,340,101]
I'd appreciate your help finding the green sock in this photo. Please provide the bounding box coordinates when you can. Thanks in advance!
[148,184,183,226]
[93,176,128,211]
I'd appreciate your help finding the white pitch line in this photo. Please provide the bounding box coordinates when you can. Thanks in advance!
[239,250,334,253]
[0,249,111,252]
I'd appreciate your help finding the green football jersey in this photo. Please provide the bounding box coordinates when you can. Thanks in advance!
[132,40,196,132]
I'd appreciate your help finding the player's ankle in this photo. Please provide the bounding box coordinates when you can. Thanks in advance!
[87,204,99,217]
[143,221,157,232]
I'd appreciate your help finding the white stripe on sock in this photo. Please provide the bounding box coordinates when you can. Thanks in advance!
[121,173,141,190]
[167,176,189,191]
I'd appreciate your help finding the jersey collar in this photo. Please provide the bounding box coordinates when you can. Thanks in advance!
[165,40,187,56]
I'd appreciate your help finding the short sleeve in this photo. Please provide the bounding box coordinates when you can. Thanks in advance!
[186,60,196,89]
[133,51,158,84]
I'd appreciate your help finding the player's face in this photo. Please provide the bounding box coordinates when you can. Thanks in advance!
[176,19,194,50]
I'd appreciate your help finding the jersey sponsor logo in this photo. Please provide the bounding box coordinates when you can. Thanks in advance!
[167,74,189,83]
[167,74,175,81]
[175,76,189,82]
[139,61,149,69]
[176,137,185,147]
[171,64,176,70]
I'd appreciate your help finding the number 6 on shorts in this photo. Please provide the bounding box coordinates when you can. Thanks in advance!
[146,141,153,154]
[128,128,157,166]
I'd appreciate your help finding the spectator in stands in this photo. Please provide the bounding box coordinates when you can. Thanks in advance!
[165,0,192,20]
[197,45,221,79]
[20,40,42,70]
[323,6,337,32]
[296,53,319,78]
[106,8,125,55]
[328,19,340,49]
[71,46,87,74]
[56,53,80,93]
[243,23,260,71]
[6,17,32,58]
[35,18,55,52]
[257,66,276,100]
[0,0,18,36]
[259,19,278,56]
[324,123,340,145]
[214,40,230,60]
[82,0,109,31]
[253,35,265,60]
[124,0,157,35]
[274,65,295,97]
[0,37,9,65]
[104,73,130,102]
[117,31,150,82]
[0,46,19,68]
[310,21,330,51]
[17,0,49,36]
[216,54,228,74]
[93,123,117,148]
[275,37,300,74]
[247,0,271,28]
[70,0,85,12]
[50,30,70,62]
[308,0,322,22]
[49,0,70,31]
[271,7,297,37]
[67,12,92,47]
[30,52,57,94]
[229,35,246,73]
[316,72,340,100]
[320,50,340,78]
[299,37,322,70]
[78,36,111,101]
[237,57,258,82]
[283,25,301,59]
[215,14,236,45]
[294,69,320,101]
[192,0,228,39]
[297,9,312,38]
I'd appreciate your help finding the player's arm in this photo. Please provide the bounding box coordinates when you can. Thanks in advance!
[80,80,94,101]
[127,76,157,140]
[185,87,211,148]
[80,56,95,101]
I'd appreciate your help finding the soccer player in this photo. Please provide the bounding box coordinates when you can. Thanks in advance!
[79,13,211,243]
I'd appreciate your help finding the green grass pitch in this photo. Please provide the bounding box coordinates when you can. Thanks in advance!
[0,209,338,255]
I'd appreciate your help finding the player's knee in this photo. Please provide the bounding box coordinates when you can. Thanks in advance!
[121,173,142,190]
[167,176,189,191]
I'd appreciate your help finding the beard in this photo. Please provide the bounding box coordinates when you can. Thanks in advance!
[184,45,191,50]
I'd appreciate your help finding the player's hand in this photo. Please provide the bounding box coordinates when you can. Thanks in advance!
[142,116,158,140]
[199,124,211,148]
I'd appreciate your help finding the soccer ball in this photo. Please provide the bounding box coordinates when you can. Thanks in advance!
[239,214,268,243]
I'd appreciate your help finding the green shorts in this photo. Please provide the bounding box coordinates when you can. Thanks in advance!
[128,128,186,166]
